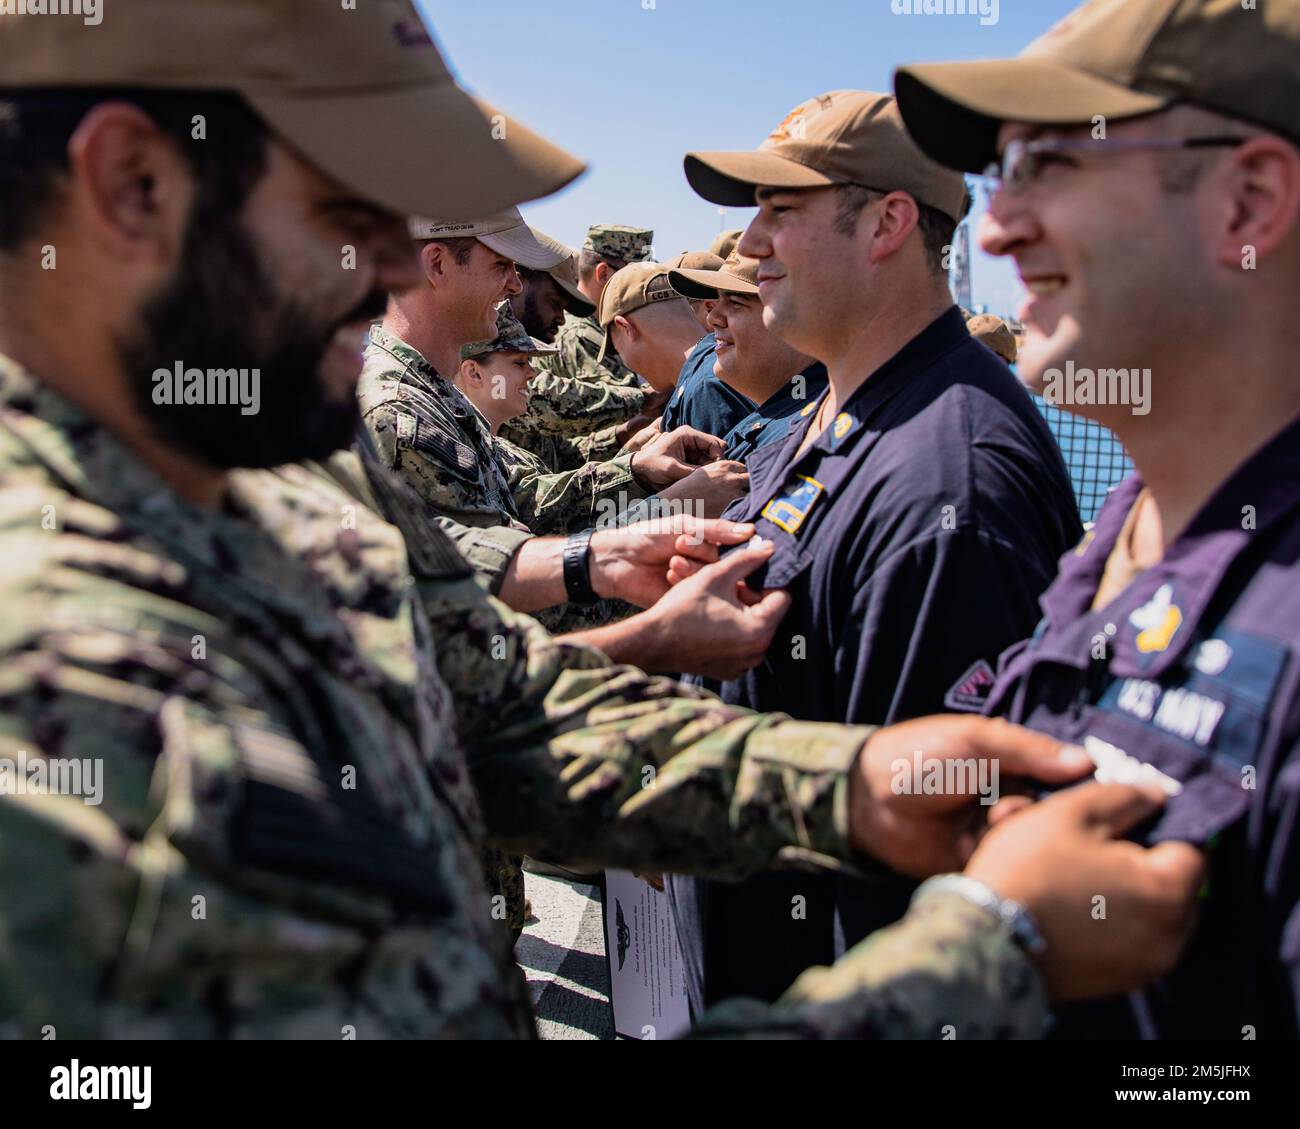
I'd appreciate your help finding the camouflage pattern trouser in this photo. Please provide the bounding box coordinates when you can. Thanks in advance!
[483,845,528,941]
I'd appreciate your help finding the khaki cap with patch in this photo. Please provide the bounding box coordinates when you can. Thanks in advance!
[595,263,681,363]
[529,229,596,316]
[895,0,1300,174]
[685,90,970,223]
[0,0,584,221]
[409,209,564,270]
[966,314,1018,365]
[668,250,760,299]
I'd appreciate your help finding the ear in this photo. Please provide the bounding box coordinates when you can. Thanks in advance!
[594,261,614,288]
[64,101,194,264]
[458,359,483,387]
[1210,136,1300,270]
[613,314,636,342]
[865,191,921,266]
[419,241,447,286]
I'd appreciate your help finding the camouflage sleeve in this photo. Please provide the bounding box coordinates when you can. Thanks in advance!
[690,892,1049,1039]
[511,369,645,439]
[413,569,873,881]
[495,437,648,535]
[571,424,626,465]
[358,405,533,594]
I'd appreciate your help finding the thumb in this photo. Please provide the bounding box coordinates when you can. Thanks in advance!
[1055,780,1169,837]
[1141,840,1208,899]
[745,588,792,629]
[698,545,776,592]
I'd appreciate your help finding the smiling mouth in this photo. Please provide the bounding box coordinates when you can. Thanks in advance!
[1023,276,1068,297]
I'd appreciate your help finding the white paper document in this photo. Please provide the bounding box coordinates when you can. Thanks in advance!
[602,870,691,1040]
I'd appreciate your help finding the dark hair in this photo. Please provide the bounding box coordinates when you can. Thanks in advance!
[578,247,629,279]
[832,183,956,278]
[432,235,478,267]
[0,88,269,251]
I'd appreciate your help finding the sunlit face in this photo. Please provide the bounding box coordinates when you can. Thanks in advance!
[119,139,416,468]
[706,291,805,391]
[446,241,522,343]
[738,185,865,359]
[978,116,1213,401]
[458,349,537,426]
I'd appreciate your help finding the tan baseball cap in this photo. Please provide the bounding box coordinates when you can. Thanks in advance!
[668,250,760,299]
[895,0,1300,174]
[966,314,1019,365]
[408,209,565,270]
[529,228,597,316]
[685,90,970,223]
[0,0,585,221]
[664,251,726,273]
[595,263,681,363]
[709,228,744,258]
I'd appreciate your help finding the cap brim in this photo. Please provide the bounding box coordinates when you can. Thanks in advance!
[683,150,838,205]
[479,225,567,270]
[668,268,758,300]
[596,327,614,366]
[894,59,1170,173]
[247,84,585,222]
[548,270,596,316]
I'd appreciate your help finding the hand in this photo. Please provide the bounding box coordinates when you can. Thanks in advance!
[641,542,791,678]
[655,460,749,520]
[634,872,665,893]
[643,425,725,467]
[966,781,1206,1001]
[629,451,695,491]
[590,515,755,608]
[848,716,1094,878]
[621,417,662,454]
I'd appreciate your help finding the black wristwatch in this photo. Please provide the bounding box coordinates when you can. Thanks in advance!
[562,529,599,605]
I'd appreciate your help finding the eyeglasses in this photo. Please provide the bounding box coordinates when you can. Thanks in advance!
[982,136,1249,194]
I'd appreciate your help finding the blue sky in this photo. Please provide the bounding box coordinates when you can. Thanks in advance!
[417,0,1080,316]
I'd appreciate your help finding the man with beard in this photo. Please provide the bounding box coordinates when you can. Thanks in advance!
[0,0,1205,1040]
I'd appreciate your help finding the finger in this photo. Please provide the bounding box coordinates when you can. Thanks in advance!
[1049,780,1169,836]
[736,583,764,607]
[672,516,755,546]
[985,794,1036,827]
[657,456,695,484]
[1140,841,1208,900]
[670,427,726,462]
[964,717,1094,785]
[674,535,721,564]
[693,545,776,593]
[745,587,791,628]
[668,555,707,583]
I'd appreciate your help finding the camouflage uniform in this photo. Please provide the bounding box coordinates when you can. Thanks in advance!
[0,353,1048,1039]
[498,356,644,461]
[358,325,647,586]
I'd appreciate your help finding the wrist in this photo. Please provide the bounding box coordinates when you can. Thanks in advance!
[587,528,620,600]
[561,529,600,605]
[912,874,1046,957]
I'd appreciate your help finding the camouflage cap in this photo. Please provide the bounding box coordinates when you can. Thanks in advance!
[584,224,655,263]
[967,314,1019,365]
[668,249,760,300]
[595,263,681,363]
[461,303,557,362]
[0,0,584,222]
[896,0,1300,174]
[529,228,597,316]
[709,229,745,258]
